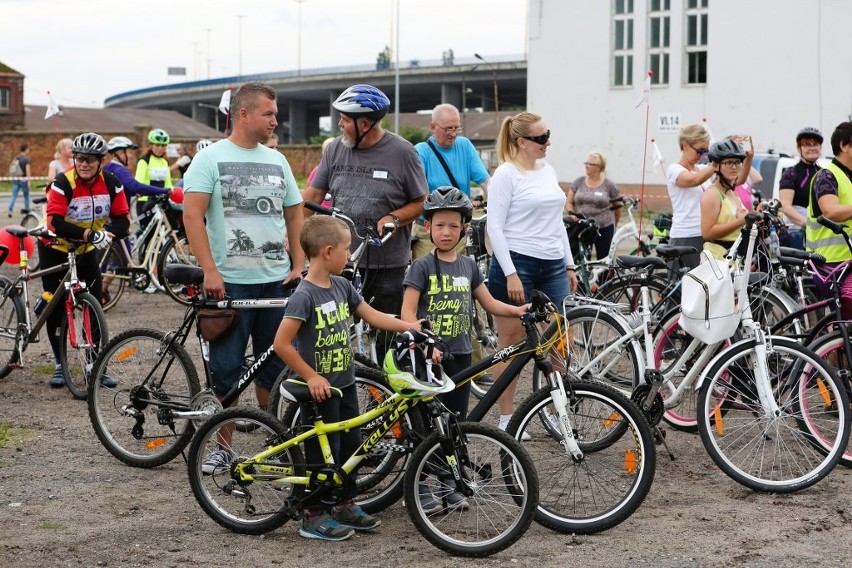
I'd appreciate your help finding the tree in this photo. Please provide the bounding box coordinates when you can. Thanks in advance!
[376,45,391,70]
[227,228,254,255]
[442,49,454,66]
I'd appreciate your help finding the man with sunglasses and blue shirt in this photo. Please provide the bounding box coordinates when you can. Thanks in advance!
[412,104,490,259]
[666,124,716,270]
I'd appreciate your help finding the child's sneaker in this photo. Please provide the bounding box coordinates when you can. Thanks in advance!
[418,483,442,515]
[49,368,65,388]
[299,512,355,541]
[202,447,234,475]
[333,503,381,531]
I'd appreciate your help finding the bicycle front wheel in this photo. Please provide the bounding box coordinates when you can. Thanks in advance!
[188,407,303,535]
[404,423,538,558]
[98,243,127,312]
[157,234,198,306]
[88,328,201,467]
[697,337,850,493]
[60,291,108,400]
[0,275,25,379]
[507,380,656,534]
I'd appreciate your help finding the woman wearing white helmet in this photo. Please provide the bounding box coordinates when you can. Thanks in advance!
[103,136,171,200]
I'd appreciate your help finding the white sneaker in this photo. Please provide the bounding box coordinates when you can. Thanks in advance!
[498,420,531,441]
[143,284,158,294]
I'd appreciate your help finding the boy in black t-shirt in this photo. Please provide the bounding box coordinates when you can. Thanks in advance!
[273,215,421,542]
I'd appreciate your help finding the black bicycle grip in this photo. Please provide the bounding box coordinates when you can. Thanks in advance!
[304,201,332,215]
[817,215,845,235]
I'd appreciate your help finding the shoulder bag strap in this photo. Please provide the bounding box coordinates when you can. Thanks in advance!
[426,139,459,189]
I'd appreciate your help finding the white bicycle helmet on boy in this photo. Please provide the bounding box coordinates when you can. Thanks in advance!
[384,331,453,399]
[333,84,391,149]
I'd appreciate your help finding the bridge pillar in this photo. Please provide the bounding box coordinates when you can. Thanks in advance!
[480,88,495,112]
[288,100,308,144]
[441,83,462,108]
[306,108,321,140]
[192,102,219,132]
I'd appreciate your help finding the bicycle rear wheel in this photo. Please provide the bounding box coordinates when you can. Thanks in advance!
[157,234,199,306]
[269,363,425,514]
[507,380,656,534]
[404,423,538,557]
[697,337,850,492]
[0,275,25,379]
[187,407,304,535]
[98,243,127,312]
[88,328,201,467]
[60,291,108,400]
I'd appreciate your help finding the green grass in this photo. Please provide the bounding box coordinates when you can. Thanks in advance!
[0,421,11,448]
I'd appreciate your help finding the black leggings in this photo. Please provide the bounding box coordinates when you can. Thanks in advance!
[37,243,102,363]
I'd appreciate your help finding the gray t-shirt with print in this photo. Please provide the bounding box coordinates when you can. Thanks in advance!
[403,254,483,354]
[312,132,428,268]
[284,277,363,388]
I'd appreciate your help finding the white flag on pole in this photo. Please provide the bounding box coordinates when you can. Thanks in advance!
[44,92,60,120]
[651,138,666,176]
[633,71,653,109]
[218,89,231,114]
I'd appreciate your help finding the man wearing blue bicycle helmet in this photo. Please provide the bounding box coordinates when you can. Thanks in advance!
[302,84,428,362]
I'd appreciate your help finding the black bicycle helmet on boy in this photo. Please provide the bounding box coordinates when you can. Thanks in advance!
[795,127,823,145]
[423,186,474,223]
[72,132,108,156]
[384,331,453,399]
[147,128,170,145]
[708,139,745,163]
[107,136,138,152]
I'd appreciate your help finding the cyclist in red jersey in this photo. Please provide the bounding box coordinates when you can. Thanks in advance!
[41,132,130,388]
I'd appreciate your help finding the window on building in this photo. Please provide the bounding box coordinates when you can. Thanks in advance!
[0,88,9,110]
[612,0,634,87]
[685,0,708,84]
[648,0,670,85]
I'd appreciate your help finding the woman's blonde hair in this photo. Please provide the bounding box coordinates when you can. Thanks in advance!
[54,137,72,160]
[496,112,542,168]
[678,124,709,150]
[587,151,607,173]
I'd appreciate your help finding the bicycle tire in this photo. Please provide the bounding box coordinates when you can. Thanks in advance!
[595,272,675,315]
[507,380,656,534]
[0,275,25,379]
[187,407,304,535]
[270,363,426,514]
[87,328,201,467]
[403,422,538,557]
[98,243,127,312]
[156,233,198,306]
[799,330,852,468]
[20,213,40,230]
[60,291,108,400]
[533,306,642,396]
[697,337,850,492]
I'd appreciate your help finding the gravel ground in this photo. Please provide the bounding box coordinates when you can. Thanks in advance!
[0,232,851,567]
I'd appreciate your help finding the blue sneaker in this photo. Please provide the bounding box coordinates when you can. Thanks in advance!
[333,503,381,531]
[49,368,65,388]
[100,374,118,388]
[299,512,354,541]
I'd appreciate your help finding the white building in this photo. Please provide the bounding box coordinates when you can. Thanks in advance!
[527,0,852,195]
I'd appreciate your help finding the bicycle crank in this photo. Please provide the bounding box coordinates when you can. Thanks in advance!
[631,384,665,426]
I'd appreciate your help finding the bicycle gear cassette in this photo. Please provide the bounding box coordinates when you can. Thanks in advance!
[190,391,223,423]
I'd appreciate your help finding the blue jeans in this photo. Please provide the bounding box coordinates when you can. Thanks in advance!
[9,181,29,213]
[209,281,287,396]
[488,251,570,308]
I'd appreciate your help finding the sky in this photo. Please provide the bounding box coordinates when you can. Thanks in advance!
[0,0,527,108]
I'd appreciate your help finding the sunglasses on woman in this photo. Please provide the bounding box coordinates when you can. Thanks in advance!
[688,142,709,156]
[522,130,551,145]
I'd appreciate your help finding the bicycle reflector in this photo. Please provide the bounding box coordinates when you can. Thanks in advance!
[0,226,35,265]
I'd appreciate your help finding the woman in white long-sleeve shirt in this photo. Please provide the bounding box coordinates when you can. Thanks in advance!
[486,112,577,431]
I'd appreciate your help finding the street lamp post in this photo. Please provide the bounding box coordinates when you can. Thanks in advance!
[204,28,212,79]
[474,53,499,133]
[294,0,306,75]
[461,63,478,131]
[236,15,245,76]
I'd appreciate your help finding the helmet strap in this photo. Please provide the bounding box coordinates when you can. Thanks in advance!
[353,117,379,150]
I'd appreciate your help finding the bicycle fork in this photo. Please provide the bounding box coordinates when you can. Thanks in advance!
[544,371,585,461]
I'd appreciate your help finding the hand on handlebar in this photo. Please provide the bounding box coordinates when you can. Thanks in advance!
[87,230,113,250]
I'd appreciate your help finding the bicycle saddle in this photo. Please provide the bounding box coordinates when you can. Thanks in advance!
[654,244,698,259]
[278,377,344,403]
[162,264,203,286]
[778,247,825,266]
[615,255,667,270]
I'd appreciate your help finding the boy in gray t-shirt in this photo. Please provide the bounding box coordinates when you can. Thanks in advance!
[274,215,422,542]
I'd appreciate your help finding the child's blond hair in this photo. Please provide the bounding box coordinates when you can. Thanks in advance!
[300,215,349,258]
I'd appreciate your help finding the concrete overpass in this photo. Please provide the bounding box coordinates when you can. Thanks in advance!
[104,55,526,143]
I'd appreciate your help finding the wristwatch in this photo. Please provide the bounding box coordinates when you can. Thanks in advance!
[388,214,401,227]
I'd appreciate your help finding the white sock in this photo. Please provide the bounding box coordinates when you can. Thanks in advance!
[498,414,512,430]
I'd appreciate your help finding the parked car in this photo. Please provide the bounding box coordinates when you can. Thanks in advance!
[751,152,832,202]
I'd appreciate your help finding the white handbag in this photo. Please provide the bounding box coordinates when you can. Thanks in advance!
[678,251,740,344]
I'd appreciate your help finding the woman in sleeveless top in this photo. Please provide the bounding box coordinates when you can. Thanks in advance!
[700,140,749,260]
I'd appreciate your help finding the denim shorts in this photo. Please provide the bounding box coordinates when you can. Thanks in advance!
[488,251,570,307]
[209,281,287,396]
